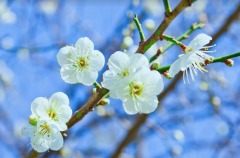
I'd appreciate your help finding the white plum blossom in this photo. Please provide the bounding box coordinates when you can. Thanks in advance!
[21,120,63,152]
[102,51,149,98]
[116,67,164,114]
[169,33,215,83]
[57,37,105,86]
[31,92,72,131]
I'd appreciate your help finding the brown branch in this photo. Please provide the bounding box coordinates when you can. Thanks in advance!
[136,0,192,54]
[66,88,109,128]
[110,3,240,157]
[28,2,240,158]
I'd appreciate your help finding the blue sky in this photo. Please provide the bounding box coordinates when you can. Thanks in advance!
[0,0,240,157]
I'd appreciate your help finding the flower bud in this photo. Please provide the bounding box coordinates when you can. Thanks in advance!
[224,59,234,67]
[28,115,38,126]
[150,63,160,70]
[156,47,163,57]
[98,98,110,106]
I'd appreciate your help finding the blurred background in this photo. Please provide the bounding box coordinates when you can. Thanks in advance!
[0,0,240,157]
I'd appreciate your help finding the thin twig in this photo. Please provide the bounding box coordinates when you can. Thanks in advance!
[149,22,204,62]
[109,4,240,156]
[133,14,145,42]
[136,0,193,54]
[156,52,240,73]
[163,0,172,15]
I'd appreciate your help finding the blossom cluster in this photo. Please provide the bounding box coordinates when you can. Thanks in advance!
[22,34,215,153]
[102,51,164,114]
[21,92,72,152]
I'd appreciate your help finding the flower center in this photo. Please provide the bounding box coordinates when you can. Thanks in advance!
[129,82,143,97]
[48,108,57,121]
[39,122,51,135]
[77,57,88,68]
[119,69,129,78]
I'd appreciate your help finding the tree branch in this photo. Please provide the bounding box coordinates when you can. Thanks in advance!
[109,4,240,157]
[133,14,145,42]
[149,22,204,62]
[156,52,240,73]
[136,0,193,54]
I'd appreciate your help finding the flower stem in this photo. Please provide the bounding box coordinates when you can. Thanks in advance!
[136,0,195,54]
[212,52,240,63]
[66,87,109,129]
[149,22,204,62]
[156,52,240,73]
[133,14,145,42]
[163,0,172,14]
[161,34,187,50]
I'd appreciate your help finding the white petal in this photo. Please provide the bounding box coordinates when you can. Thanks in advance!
[35,103,49,120]
[102,70,116,89]
[88,50,105,71]
[49,92,69,106]
[108,51,129,72]
[180,53,195,71]
[75,37,94,51]
[123,98,138,115]
[128,53,149,70]
[57,46,75,66]
[60,67,78,84]
[31,97,49,116]
[54,121,68,131]
[21,125,35,137]
[77,70,98,86]
[188,33,212,51]
[169,58,183,78]
[57,104,72,123]
[49,131,63,151]
[31,135,49,153]
[145,70,164,95]
[102,71,122,98]
[138,96,158,114]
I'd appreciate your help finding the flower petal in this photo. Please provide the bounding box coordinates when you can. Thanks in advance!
[49,131,63,151]
[128,53,149,71]
[77,70,98,86]
[123,98,138,115]
[31,97,48,115]
[60,67,78,84]
[88,50,105,71]
[108,51,129,72]
[57,104,72,123]
[188,33,212,51]
[138,96,158,114]
[180,53,194,71]
[169,57,182,78]
[57,46,75,66]
[31,135,49,153]
[75,37,94,52]
[144,70,164,95]
[49,92,69,106]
